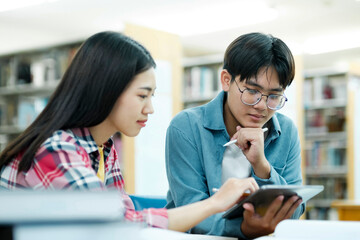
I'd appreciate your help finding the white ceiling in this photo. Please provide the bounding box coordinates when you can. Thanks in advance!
[1,0,360,70]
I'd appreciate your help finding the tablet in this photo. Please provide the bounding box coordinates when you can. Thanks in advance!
[222,185,324,219]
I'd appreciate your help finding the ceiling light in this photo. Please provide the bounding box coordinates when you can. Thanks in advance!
[0,0,58,13]
[303,31,360,54]
[125,1,278,36]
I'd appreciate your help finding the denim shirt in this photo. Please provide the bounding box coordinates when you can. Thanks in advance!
[165,91,304,239]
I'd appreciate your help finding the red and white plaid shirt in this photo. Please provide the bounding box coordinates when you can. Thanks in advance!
[0,127,168,228]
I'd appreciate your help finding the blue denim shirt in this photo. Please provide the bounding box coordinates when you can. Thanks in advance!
[165,91,304,239]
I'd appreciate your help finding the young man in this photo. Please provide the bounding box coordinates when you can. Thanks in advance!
[165,32,304,239]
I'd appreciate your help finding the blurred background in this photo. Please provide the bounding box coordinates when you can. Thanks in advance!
[1,0,360,221]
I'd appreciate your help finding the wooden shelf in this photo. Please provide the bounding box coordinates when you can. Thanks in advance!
[304,98,347,110]
[303,66,348,78]
[0,82,59,96]
[307,199,337,208]
[305,131,347,141]
[182,54,223,67]
[0,125,24,135]
[302,65,360,220]
[0,41,80,152]
[182,92,218,104]
[331,200,360,220]
[305,166,347,177]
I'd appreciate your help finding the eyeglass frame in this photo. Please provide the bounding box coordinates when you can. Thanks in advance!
[233,79,288,110]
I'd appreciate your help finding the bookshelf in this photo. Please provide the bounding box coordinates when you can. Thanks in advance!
[302,65,360,220]
[0,42,81,151]
[0,25,182,197]
[182,54,223,109]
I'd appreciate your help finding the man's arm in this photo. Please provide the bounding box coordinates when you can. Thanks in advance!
[240,123,305,238]
[165,120,246,238]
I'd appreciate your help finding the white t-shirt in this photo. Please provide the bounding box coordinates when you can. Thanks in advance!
[221,144,251,184]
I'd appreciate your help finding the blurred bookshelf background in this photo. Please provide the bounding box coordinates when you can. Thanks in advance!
[0,43,80,150]
[1,0,360,221]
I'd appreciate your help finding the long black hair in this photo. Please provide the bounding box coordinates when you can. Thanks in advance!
[223,32,295,88]
[0,31,156,172]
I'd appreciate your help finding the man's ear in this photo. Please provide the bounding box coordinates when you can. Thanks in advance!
[220,69,232,92]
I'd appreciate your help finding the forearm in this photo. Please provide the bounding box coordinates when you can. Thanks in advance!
[252,157,271,179]
[167,198,218,232]
[252,166,286,186]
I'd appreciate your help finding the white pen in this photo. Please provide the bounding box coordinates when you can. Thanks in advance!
[223,127,268,147]
[212,187,251,196]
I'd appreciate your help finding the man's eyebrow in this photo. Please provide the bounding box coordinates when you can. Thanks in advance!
[246,80,283,92]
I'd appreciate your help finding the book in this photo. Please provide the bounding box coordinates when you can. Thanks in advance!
[0,190,125,224]
[222,185,324,219]
[17,96,49,129]
[255,219,360,240]
[139,227,237,240]
[12,222,238,240]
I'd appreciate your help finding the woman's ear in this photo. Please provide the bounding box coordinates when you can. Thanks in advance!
[220,69,232,92]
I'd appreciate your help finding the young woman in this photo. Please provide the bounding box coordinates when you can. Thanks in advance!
[0,31,258,232]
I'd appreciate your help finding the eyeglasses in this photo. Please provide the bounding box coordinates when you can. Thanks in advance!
[234,80,287,110]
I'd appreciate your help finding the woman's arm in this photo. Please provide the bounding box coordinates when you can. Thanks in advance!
[167,177,258,232]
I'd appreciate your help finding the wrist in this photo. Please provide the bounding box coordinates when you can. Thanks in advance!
[205,196,223,215]
[253,159,271,179]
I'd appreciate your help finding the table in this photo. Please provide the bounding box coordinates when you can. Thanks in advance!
[331,200,360,221]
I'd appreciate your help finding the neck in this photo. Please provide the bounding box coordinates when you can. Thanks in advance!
[88,121,115,146]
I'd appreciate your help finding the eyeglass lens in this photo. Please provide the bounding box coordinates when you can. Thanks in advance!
[242,89,285,110]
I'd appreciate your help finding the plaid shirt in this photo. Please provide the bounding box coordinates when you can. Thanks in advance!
[0,127,168,228]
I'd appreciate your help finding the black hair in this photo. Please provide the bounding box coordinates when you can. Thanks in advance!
[0,31,156,172]
[223,32,295,88]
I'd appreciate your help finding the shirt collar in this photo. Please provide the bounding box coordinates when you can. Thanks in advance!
[203,91,227,131]
[67,127,114,154]
[269,113,282,137]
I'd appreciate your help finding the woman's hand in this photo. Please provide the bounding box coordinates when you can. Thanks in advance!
[167,177,258,232]
[209,177,259,213]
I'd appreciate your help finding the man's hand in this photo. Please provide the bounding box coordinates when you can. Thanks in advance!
[231,126,270,178]
[240,195,303,239]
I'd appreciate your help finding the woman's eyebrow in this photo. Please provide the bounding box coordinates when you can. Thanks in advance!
[138,86,157,93]
[138,87,153,91]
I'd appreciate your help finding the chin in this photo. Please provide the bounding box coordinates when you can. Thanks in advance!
[122,130,141,137]
[243,122,265,128]
[130,132,141,137]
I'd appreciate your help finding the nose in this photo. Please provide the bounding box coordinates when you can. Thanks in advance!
[253,95,267,110]
[143,98,154,115]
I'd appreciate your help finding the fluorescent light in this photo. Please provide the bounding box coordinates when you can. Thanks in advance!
[125,1,278,36]
[303,31,360,54]
[0,0,58,13]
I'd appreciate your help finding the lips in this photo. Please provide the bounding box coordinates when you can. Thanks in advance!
[249,114,265,121]
[137,120,147,127]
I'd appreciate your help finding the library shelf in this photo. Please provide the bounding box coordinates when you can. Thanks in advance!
[302,65,360,220]
[0,82,59,96]
[0,42,81,151]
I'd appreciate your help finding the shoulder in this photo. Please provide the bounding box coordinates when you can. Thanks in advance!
[36,130,89,164]
[170,106,205,128]
[22,130,99,189]
[170,92,225,132]
[274,112,299,137]
[41,130,83,152]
